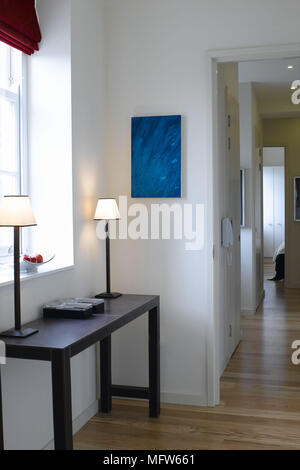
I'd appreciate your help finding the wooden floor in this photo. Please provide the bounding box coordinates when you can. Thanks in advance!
[74,263,300,450]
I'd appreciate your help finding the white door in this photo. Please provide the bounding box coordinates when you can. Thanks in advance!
[274,167,285,249]
[216,63,241,377]
[227,93,241,360]
[263,166,285,258]
[263,167,275,258]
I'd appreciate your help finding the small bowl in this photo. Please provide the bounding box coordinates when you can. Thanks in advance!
[22,254,56,273]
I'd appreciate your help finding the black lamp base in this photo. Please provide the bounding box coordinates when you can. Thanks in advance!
[0,328,39,338]
[95,292,122,299]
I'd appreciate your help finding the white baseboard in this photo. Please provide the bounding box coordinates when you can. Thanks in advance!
[256,289,265,310]
[242,289,265,316]
[42,399,99,450]
[161,392,207,407]
[219,357,229,377]
[241,308,255,316]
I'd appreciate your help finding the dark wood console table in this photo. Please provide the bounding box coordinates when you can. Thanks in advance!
[0,294,160,450]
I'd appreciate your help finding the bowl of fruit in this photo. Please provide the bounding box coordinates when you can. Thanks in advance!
[22,253,55,273]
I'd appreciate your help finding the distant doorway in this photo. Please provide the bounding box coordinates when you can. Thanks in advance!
[263,147,285,280]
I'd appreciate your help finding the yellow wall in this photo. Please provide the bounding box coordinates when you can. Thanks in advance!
[263,118,300,288]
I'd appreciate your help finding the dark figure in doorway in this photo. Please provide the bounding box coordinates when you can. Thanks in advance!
[269,254,285,281]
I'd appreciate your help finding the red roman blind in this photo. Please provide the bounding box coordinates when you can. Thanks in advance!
[0,0,41,55]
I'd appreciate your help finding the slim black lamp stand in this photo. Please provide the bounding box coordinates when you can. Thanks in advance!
[0,196,39,338]
[1,227,38,338]
[94,199,122,300]
[96,222,121,299]
[14,226,21,331]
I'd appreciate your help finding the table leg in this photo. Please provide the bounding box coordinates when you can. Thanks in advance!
[149,305,160,418]
[0,366,3,450]
[100,336,112,413]
[51,350,73,450]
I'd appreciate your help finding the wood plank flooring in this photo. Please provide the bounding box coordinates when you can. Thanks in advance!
[74,263,300,450]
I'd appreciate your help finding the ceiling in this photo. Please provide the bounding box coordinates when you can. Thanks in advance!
[239,58,300,84]
[239,58,300,118]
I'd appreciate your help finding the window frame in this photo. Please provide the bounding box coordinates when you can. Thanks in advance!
[0,45,28,258]
[20,53,28,196]
[0,87,21,191]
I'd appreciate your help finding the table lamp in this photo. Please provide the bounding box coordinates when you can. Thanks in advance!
[94,198,122,299]
[0,196,38,338]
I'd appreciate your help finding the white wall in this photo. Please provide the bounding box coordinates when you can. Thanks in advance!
[0,0,106,450]
[28,0,73,266]
[104,0,300,405]
[2,0,300,449]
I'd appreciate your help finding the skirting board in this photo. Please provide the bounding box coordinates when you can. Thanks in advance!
[257,289,266,310]
[241,308,256,316]
[42,399,99,450]
[161,392,207,407]
[219,358,229,378]
[242,289,265,316]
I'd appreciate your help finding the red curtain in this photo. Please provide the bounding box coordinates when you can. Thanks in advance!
[0,0,41,55]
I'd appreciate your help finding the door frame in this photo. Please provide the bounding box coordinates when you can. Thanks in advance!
[206,43,300,406]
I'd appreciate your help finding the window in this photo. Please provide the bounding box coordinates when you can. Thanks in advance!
[0,42,27,257]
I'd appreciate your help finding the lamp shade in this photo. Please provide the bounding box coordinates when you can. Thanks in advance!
[0,196,37,227]
[94,198,120,220]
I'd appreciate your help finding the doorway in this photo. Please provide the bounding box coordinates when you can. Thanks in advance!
[263,147,285,281]
[208,44,300,406]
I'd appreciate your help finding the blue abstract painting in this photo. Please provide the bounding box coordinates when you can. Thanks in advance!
[131,115,181,198]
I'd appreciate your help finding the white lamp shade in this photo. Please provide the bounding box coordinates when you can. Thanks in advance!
[0,196,37,227]
[94,198,120,220]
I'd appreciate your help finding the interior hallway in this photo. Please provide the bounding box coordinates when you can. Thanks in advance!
[74,269,300,450]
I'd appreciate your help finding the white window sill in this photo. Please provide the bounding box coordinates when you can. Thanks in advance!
[0,257,74,288]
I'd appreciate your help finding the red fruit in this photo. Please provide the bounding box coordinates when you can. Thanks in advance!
[23,255,30,261]
[36,254,43,264]
[30,257,37,263]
